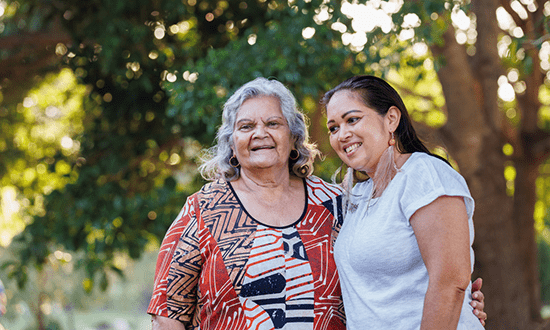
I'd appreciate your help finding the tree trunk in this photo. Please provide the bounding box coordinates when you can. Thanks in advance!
[514,155,543,320]
[430,0,539,326]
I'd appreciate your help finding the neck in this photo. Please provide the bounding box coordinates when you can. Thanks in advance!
[236,166,294,191]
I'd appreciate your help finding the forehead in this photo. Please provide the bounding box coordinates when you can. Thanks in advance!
[326,91,368,117]
[236,95,283,119]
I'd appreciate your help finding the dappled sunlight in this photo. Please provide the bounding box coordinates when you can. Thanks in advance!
[302,26,316,39]
[0,0,548,327]
[313,4,331,24]
[339,0,400,50]
[541,42,550,71]
[0,68,87,246]
[0,186,24,247]
[386,67,447,128]
[497,8,524,38]
[498,75,516,102]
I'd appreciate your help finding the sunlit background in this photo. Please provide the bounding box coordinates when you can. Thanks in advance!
[1,0,549,329]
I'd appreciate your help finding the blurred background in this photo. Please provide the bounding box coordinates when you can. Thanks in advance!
[0,0,549,329]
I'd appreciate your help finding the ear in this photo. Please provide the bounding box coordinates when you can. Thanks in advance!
[385,106,401,133]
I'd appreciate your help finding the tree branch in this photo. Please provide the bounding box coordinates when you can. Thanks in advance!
[0,29,71,103]
[0,30,71,49]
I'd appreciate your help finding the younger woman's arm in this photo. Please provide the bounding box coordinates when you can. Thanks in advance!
[410,195,472,330]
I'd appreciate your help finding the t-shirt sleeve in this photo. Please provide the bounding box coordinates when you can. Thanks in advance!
[399,155,475,224]
[147,194,201,325]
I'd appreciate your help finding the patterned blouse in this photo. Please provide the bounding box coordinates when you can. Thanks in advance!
[147,176,345,330]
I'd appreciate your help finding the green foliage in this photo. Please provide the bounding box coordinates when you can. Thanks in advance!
[0,0,337,290]
[0,0,469,292]
[539,238,550,304]
[3,0,547,304]
[164,14,352,144]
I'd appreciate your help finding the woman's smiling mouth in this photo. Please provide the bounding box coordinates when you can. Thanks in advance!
[344,143,362,154]
[251,146,275,151]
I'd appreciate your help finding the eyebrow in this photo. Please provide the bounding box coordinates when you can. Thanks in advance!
[263,116,285,122]
[236,115,285,125]
[327,109,362,125]
[236,118,252,125]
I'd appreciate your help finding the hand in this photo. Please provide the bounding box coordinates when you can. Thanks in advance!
[470,277,487,326]
[151,315,186,330]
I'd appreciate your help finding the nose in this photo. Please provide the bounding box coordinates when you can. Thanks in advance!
[252,123,268,139]
[337,125,352,142]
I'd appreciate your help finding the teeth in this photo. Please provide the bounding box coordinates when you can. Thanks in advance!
[345,143,361,153]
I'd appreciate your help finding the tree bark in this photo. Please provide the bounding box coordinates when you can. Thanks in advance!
[430,0,541,327]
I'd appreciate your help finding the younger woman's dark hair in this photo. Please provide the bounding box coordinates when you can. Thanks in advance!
[322,75,449,166]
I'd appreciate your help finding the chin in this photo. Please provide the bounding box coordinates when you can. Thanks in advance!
[344,158,360,170]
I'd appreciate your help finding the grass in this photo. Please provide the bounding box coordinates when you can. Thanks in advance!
[1,311,152,330]
[0,251,159,330]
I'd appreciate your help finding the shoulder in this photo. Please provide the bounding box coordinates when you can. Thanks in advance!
[400,152,464,184]
[198,179,231,198]
[306,175,344,199]
[196,179,233,210]
[396,153,475,220]
[404,152,452,172]
[306,176,345,230]
[198,179,228,195]
[398,152,473,205]
[305,175,343,203]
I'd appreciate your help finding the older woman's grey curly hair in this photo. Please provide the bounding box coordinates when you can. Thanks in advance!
[199,77,320,181]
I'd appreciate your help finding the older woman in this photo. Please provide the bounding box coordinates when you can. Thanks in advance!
[148,77,346,329]
[147,77,486,329]
[324,75,486,329]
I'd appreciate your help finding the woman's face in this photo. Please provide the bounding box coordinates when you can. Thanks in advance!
[232,95,294,173]
[326,90,392,176]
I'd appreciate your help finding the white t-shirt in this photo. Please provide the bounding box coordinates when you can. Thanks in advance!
[334,152,484,329]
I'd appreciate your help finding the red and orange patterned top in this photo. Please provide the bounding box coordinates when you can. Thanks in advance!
[147,177,345,330]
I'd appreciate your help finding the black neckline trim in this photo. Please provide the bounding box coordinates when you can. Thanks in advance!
[227,178,309,229]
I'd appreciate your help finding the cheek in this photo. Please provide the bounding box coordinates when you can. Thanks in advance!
[278,130,293,151]
[328,135,340,152]
[232,135,247,154]
[371,130,388,146]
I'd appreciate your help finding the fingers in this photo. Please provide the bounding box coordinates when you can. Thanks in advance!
[471,277,486,325]
[472,305,487,326]
[471,299,487,327]
[471,277,483,292]
[472,290,485,306]
[471,293,485,312]
[471,277,485,312]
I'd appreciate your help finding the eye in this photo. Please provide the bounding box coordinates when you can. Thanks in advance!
[347,116,360,124]
[327,125,339,135]
[238,122,253,131]
[267,121,281,127]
